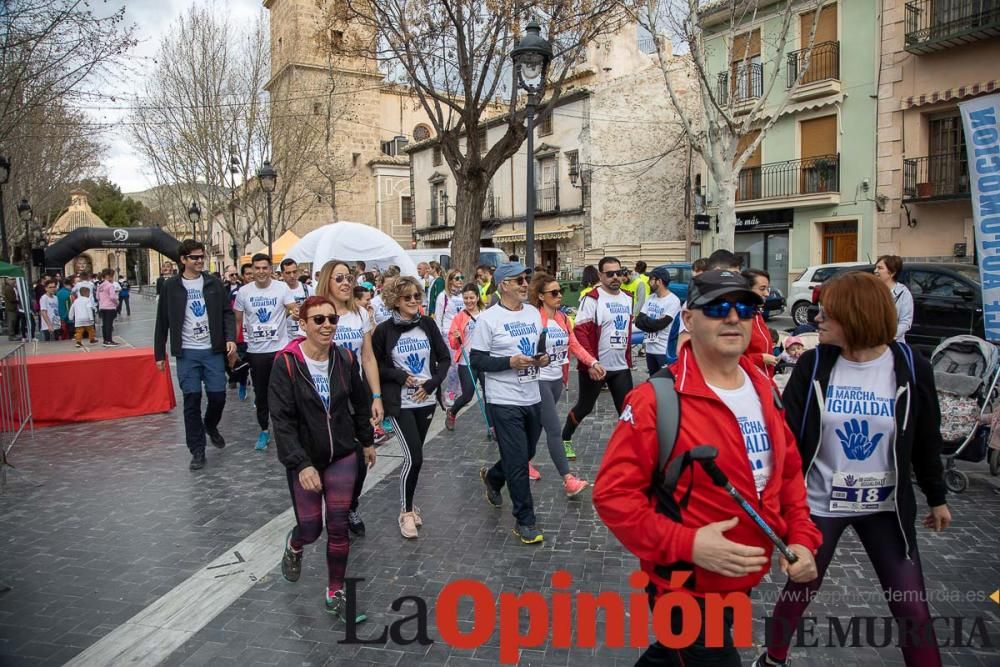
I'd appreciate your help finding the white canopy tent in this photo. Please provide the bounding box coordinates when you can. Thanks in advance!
[285,222,419,277]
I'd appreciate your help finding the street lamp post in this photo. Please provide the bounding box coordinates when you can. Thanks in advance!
[230,150,241,266]
[187,201,201,240]
[511,20,552,270]
[0,155,10,262]
[17,199,32,286]
[257,160,277,259]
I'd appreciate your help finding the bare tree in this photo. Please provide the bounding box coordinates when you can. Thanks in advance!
[0,0,136,144]
[127,3,311,255]
[346,0,625,272]
[624,0,823,250]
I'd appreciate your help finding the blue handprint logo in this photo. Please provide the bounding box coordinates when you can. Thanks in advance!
[256,307,272,323]
[843,473,858,487]
[517,337,535,356]
[614,314,628,330]
[404,352,425,375]
[836,419,883,461]
[189,300,206,317]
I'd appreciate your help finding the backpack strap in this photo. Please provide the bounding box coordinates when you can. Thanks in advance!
[649,367,682,493]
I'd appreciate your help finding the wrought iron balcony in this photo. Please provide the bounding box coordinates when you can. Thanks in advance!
[536,187,559,213]
[426,207,443,227]
[902,151,971,201]
[905,0,1000,54]
[482,196,502,221]
[735,154,840,203]
[717,62,763,108]
[787,41,840,87]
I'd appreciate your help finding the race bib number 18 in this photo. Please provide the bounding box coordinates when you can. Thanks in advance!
[829,470,896,513]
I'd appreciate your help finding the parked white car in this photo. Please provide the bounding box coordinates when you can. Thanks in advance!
[788,262,868,325]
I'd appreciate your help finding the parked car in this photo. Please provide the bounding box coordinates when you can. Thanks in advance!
[807,263,984,355]
[655,262,784,319]
[763,287,786,321]
[788,262,869,326]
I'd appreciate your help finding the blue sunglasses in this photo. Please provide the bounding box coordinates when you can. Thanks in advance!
[698,300,758,320]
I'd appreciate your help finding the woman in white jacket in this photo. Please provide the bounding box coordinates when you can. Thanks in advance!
[874,255,913,342]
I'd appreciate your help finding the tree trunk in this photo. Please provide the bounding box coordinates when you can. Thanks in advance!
[715,175,739,252]
[451,179,489,275]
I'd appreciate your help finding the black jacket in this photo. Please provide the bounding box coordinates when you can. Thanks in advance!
[782,343,947,559]
[154,272,236,361]
[372,315,451,417]
[269,339,374,472]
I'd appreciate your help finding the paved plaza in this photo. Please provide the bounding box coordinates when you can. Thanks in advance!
[1,295,998,666]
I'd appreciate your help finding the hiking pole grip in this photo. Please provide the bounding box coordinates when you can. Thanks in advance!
[691,446,799,564]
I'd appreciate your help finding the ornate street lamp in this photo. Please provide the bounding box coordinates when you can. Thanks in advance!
[257,159,277,259]
[187,201,201,240]
[511,20,552,269]
[0,155,9,262]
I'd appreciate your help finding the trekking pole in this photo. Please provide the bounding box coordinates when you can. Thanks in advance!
[459,345,495,441]
[688,445,798,563]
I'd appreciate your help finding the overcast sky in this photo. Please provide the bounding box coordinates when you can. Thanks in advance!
[93,0,264,194]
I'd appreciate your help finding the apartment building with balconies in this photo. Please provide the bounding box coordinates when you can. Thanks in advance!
[876,0,999,262]
[699,0,878,296]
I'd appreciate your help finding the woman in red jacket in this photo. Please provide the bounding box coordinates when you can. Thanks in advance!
[445,283,485,430]
[743,268,778,377]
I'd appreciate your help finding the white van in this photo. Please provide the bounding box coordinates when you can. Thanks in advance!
[406,247,507,271]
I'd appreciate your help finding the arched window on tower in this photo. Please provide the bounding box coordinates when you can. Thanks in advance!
[413,124,431,142]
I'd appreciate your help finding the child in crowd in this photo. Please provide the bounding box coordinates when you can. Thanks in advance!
[69,286,97,347]
[779,335,805,367]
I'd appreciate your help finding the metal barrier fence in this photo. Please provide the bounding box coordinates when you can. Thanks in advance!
[0,342,34,492]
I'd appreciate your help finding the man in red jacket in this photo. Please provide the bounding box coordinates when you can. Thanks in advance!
[593,270,821,667]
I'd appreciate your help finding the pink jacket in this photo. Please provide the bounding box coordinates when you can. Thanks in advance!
[96,281,119,310]
[540,308,597,385]
[448,309,479,364]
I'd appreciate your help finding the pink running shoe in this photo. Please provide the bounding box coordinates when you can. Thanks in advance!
[528,462,541,481]
[563,475,589,497]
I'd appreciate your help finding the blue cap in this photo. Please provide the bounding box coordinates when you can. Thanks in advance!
[493,262,531,283]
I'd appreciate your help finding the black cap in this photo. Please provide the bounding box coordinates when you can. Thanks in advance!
[686,270,763,308]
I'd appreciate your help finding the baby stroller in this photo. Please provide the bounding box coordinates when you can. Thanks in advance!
[930,335,1000,493]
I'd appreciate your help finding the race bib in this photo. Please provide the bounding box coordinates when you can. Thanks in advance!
[829,470,896,513]
[251,323,278,341]
[609,332,628,350]
[645,331,659,343]
[191,322,210,341]
[554,349,569,365]
[517,365,539,383]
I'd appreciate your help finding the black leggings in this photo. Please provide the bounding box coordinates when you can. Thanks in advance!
[389,405,437,512]
[449,364,484,417]
[100,309,116,343]
[247,351,276,431]
[562,369,633,441]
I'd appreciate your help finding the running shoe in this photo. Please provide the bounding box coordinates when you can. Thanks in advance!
[381,418,394,433]
[238,383,247,401]
[281,530,302,582]
[398,511,418,539]
[750,654,788,667]
[325,589,366,624]
[412,506,423,527]
[563,475,589,498]
[189,452,206,470]
[74,341,82,348]
[445,410,456,431]
[348,510,366,537]
[373,426,393,445]
[255,431,269,450]
[512,524,544,545]
[528,462,541,481]
[207,428,226,449]
[480,466,502,508]
[563,440,577,460]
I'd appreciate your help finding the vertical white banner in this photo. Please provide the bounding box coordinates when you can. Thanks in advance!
[960,93,1000,342]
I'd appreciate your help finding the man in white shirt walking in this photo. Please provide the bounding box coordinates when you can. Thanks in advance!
[280,258,311,340]
[636,266,682,376]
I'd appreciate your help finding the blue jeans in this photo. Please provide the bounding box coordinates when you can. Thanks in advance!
[176,349,227,454]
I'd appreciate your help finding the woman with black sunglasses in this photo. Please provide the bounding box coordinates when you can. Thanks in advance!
[434,269,467,336]
[270,296,374,624]
[372,276,451,538]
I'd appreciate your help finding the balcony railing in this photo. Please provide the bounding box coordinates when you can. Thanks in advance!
[717,62,763,106]
[787,41,840,87]
[902,151,971,201]
[536,187,559,213]
[482,196,501,221]
[735,154,840,203]
[426,207,443,227]
[905,0,1000,53]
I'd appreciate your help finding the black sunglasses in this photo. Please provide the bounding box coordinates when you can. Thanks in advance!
[544,288,563,296]
[399,293,420,302]
[504,275,529,285]
[453,275,465,281]
[308,314,339,325]
[603,270,628,278]
[186,254,206,261]
[332,274,354,284]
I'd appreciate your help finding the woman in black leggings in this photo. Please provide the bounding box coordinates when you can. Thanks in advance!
[445,283,484,431]
[372,276,451,539]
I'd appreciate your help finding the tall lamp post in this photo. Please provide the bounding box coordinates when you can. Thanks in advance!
[257,160,277,259]
[0,155,9,262]
[187,201,201,240]
[17,199,32,285]
[511,20,552,270]
[230,150,241,267]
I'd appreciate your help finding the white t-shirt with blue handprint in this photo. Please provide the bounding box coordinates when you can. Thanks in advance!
[576,288,633,371]
[392,328,436,409]
[470,303,544,406]
[333,308,371,358]
[303,353,331,410]
[234,280,296,353]
[707,368,772,496]
[809,349,897,516]
[181,276,212,350]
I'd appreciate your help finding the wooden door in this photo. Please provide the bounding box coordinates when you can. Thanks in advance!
[822,222,857,263]
[800,115,838,193]
[800,4,838,83]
